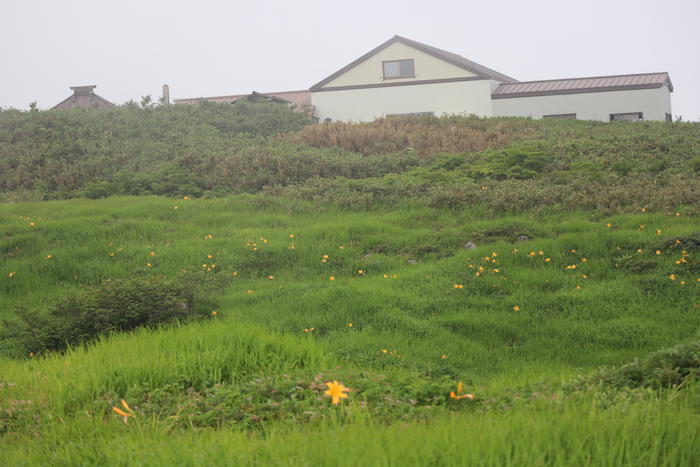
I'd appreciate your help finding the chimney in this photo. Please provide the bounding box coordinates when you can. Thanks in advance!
[162,84,170,105]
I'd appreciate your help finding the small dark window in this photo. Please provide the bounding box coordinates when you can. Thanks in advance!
[383,59,415,80]
[543,113,576,120]
[665,113,672,123]
[610,112,643,122]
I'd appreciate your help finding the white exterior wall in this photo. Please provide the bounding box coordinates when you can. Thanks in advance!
[312,79,496,122]
[492,86,672,121]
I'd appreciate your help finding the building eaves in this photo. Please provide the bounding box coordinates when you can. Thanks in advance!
[309,35,517,92]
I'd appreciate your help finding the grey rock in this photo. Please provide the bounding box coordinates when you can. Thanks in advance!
[517,235,529,241]
[407,259,417,265]
[464,242,477,249]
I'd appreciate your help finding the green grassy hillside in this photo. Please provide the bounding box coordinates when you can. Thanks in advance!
[1,107,699,465]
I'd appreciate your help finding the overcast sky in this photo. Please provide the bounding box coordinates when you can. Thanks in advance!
[2,0,698,119]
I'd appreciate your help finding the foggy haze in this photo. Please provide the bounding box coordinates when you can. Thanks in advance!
[1,0,698,120]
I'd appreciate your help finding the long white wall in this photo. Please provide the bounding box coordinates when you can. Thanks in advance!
[312,79,496,122]
[492,86,672,121]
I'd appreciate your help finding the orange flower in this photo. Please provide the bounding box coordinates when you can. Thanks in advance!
[450,382,474,400]
[513,305,520,311]
[329,276,335,281]
[112,399,135,424]
[454,284,464,289]
[324,381,350,405]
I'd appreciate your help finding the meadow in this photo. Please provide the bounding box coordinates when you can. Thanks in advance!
[0,105,699,465]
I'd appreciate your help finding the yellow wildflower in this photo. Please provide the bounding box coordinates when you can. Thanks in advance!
[656,229,662,235]
[544,258,551,263]
[304,328,315,333]
[347,323,353,327]
[450,382,474,400]
[183,196,190,200]
[146,263,152,268]
[112,399,135,424]
[207,254,213,259]
[211,311,218,316]
[656,250,662,255]
[513,305,520,311]
[454,284,464,289]
[7,272,15,279]
[441,354,449,359]
[324,381,350,405]
[669,274,676,281]
[329,276,335,281]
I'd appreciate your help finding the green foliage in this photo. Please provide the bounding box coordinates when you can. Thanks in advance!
[2,276,215,355]
[465,140,554,180]
[583,340,700,389]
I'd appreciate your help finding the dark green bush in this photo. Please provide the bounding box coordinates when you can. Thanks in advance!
[1,276,215,355]
[595,340,700,389]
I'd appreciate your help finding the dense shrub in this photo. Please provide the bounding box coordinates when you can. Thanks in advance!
[592,340,700,389]
[1,276,215,355]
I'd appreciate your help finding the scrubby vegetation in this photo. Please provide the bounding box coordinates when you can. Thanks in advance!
[0,104,698,465]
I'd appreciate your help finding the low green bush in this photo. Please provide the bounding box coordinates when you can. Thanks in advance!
[593,340,700,389]
[1,276,215,355]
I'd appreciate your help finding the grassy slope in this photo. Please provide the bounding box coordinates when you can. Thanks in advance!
[1,196,698,464]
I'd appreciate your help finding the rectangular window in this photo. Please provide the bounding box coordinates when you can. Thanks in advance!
[543,113,576,120]
[383,59,415,80]
[610,112,643,122]
[665,113,672,123]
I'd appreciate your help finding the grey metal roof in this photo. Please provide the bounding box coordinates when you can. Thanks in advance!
[310,35,517,92]
[492,72,672,99]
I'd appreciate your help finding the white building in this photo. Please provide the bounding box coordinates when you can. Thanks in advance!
[310,35,673,123]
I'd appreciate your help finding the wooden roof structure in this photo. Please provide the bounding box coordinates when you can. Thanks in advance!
[52,85,117,110]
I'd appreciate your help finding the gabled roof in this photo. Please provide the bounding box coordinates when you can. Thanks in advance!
[310,35,517,92]
[51,85,117,110]
[492,72,673,99]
